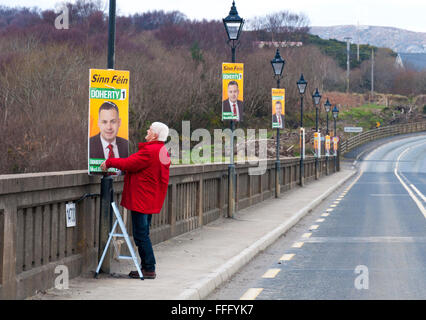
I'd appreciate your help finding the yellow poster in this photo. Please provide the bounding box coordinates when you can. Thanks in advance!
[325,135,331,156]
[88,69,129,175]
[222,63,244,121]
[271,88,285,129]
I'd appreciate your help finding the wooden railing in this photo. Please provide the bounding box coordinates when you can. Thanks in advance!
[340,121,426,155]
[0,156,338,299]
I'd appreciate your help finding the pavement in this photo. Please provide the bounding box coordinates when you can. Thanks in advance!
[29,165,356,300]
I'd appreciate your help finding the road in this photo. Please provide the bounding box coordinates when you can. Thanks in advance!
[207,134,426,300]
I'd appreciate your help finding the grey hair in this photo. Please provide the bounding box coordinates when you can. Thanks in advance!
[151,122,169,142]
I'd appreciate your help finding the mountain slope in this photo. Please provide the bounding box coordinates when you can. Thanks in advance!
[310,25,426,53]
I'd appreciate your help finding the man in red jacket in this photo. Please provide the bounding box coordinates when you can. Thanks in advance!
[100,122,170,279]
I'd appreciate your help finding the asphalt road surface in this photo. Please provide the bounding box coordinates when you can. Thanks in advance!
[207,133,426,300]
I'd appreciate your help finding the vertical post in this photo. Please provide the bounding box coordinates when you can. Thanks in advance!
[326,111,329,175]
[315,106,319,180]
[228,43,236,218]
[107,0,116,69]
[275,78,281,198]
[99,177,113,273]
[334,118,337,172]
[371,48,374,97]
[344,37,351,93]
[98,0,116,273]
[300,95,304,186]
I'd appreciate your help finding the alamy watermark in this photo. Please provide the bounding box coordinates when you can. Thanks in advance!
[54,5,69,30]
[54,265,69,290]
[164,121,268,175]
[354,265,369,290]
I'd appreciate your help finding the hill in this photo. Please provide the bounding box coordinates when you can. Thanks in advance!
[310,25,426,54]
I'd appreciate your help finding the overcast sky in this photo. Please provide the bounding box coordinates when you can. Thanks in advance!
[2,0,425,33]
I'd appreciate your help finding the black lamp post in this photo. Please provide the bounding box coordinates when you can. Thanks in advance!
[332,105,339,171]
[271,48,285,198]
[223,1,244,62]
[297,74,307,186]
[312,88,321,179]
[324,98,331,175]
[324,98,331,135]
[312,88,321,132]
[223,1,244,217]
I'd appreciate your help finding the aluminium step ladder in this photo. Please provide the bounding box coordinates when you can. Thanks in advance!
[95,202,143,280]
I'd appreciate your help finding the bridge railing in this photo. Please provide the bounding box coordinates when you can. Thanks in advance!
[0,156,338,299]
[340,121,426,155]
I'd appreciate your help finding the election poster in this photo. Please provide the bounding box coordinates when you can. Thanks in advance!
[88,69,129,175]
[271,88,285,129]
[222,63,244,121]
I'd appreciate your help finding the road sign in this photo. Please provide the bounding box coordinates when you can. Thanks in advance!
[66,202,76,227]
[344,127,363,133]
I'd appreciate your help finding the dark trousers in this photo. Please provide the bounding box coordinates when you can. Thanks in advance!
[131,211,156,272]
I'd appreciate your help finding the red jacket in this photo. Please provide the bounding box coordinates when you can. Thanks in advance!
[105,140,170,214]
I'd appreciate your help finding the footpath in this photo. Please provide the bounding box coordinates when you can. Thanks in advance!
[30,165,356,300]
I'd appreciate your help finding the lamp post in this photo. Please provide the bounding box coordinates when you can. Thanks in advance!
[324,98,331,175]
[332,105,339,172]
[271,48,285,198]
[312,88,321,179]
[324,98,331,135]
[99,0,117,274]
[297,74,307,186]
[223,1,244,217]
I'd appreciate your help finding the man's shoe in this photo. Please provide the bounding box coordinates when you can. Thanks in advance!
[128,270,143,279]
[142,269,156,279]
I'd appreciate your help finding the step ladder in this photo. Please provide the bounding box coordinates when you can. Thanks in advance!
[95,202,144,280]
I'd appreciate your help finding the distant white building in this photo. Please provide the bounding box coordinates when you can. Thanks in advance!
[253,41,303,49]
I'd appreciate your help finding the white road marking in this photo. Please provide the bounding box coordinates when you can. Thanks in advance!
[316,218,325,223]
[292,242,304,248]
[410,184,426,202]
[394,144,426,219]
[280,253,295,261]
[321,213,329,217]
[302,233,312,238]
[309,225,319,230]
[240,288,263,300]
[262,268,281,278]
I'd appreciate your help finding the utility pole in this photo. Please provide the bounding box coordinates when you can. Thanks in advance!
[356,22,360,62]
[344,37,352,93]
[371,48,374,96]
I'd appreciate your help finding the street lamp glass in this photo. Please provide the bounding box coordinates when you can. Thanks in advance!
[223,1,244,41]
[312,88,321,106]
[297,74,307,95]
[271,49,285,76]
[332,105,339,119]
[324,98,331,112]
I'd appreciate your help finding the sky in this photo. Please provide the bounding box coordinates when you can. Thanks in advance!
[1,0,426,33]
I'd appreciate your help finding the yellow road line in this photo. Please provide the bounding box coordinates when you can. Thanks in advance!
[292,242,304,248]
[280,253,295,261]
[240,288,263,300]
[262,268,281,278]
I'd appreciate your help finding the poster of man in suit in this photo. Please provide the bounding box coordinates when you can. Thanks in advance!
[88,69,129,175]
[222,63,244,121]
[272,88,285,129]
